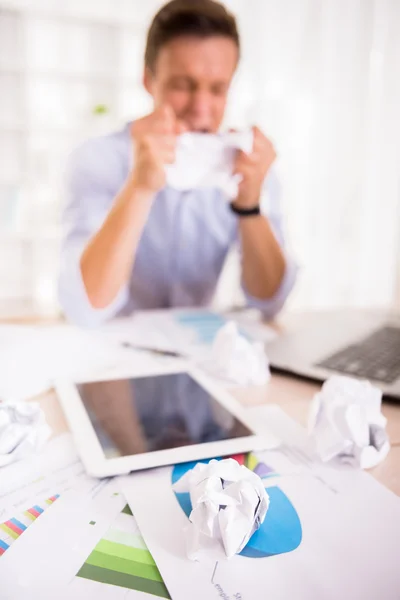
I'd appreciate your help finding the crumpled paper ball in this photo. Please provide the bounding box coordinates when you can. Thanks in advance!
[0,400,51,467]
[173,458,269,560]
[308,375,390,469]
[204,322,270,386]
[165,131,253,197]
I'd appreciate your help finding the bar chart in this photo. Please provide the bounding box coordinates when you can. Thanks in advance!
[76,504,170,598]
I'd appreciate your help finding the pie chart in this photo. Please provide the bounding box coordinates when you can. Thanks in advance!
[171,453,302,558]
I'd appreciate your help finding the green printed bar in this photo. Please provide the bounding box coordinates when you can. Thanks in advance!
[104,528,148,550]
[96,539,156,565]
[77,563,170,598]
[0,524,19,540]
[86,549,163,582]
[122,504,133,516]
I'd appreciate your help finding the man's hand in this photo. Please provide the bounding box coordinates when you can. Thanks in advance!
[233,127,286,302]
[80,105,186,310]
[234,126,276,208]
[130,105,186,193]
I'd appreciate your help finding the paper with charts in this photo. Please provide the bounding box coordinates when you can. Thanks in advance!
[0,434,166,599]
[103,308,277,360]
[0,434,99,556]
[121,442,400,600]
[67,503,170,599]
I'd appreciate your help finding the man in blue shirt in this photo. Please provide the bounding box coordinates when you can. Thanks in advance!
[59,0,297,327]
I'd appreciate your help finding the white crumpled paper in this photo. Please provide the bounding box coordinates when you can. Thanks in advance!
[202,322,270,386]
[0,400,51,467]
[165,130,253,197]
[173,458,269,560]
[308,375,390,469]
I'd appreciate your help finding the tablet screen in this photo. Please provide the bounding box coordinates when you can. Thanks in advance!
[77,373,253,459]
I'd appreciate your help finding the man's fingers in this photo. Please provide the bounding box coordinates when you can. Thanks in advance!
[140,136,175,165]
[234,151,246,173]
[248,151,261,164]
[234,160,250,175]
[156,104,174,121]
[252,125,276,154]
[161,149,176,164]
[144,133,176,149]
[234,164,253,179]
[176,120,188,135]
[153,104,176,134]
[158,134,177,151]
[154,134,177,164]
[156,107,188,136]
[162,151,175,165]
[234,149,258,170]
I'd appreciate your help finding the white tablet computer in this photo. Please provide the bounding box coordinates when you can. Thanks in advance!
[55,367,277,478]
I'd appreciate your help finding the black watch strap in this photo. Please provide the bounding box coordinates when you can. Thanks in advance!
[229,202,261,217]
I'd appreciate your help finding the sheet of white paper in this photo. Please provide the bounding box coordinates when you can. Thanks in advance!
[0,310,275,401]
[0,476,167,599]
[102,309,276,362]
[0,323,166,401]
[57,504,169,600]
[1,434,77,516]
[120,406,400,600]
[0,430,166,599]
[0,433,100,556]
[0,477,125,599]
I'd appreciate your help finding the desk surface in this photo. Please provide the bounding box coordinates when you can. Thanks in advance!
[36,369,400,496]
[9,308,399,496]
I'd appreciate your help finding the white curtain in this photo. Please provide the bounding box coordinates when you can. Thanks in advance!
[1,0,399,316]
[218,0,400,311]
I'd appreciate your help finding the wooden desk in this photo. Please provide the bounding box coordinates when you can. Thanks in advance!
[35,370,400,496]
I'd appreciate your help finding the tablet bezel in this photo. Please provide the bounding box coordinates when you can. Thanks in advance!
[55,366,277,478]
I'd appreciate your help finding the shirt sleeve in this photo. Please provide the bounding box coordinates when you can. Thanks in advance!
[58,139,129,328]
[240,168,298,319]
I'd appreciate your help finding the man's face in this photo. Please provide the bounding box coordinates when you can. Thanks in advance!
[144,35,238,132]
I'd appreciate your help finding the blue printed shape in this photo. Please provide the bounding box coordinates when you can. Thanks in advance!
[171,456,302,558]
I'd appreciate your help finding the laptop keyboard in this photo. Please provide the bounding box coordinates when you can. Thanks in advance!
[316,325,400,384]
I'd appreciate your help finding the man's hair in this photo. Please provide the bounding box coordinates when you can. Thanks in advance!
[144,0,240,72]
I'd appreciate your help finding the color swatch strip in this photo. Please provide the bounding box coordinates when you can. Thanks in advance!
[0,494,59,556]
[77,506,170,598]
[231,452,276,478]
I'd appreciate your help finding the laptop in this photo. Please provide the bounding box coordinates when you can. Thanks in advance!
[265,308,400,400]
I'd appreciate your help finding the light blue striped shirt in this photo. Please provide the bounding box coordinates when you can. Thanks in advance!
[59,124,297,327]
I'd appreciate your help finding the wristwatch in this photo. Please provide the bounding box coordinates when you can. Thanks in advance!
[229,201,261,217]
